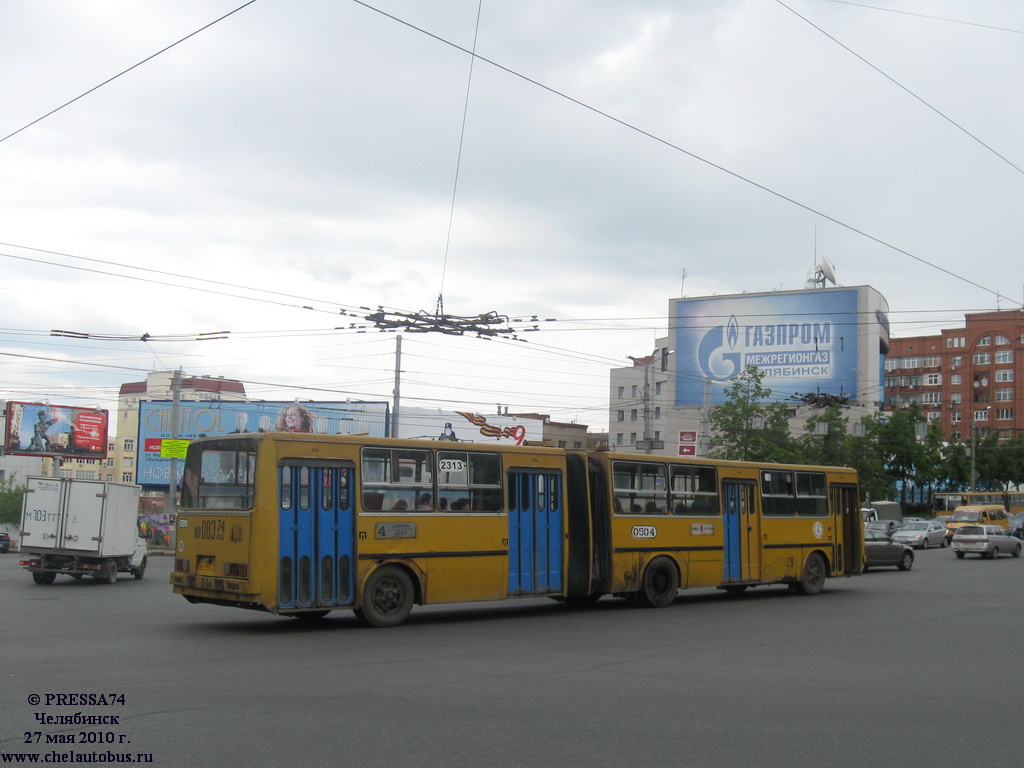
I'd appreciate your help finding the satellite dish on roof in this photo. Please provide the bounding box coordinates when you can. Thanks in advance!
[819,259,835,286]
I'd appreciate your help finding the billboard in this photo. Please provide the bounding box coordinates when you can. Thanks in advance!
[4,401,109,459]
[396,408,543,445]
[136,400,389,487]
[674,288,862,407]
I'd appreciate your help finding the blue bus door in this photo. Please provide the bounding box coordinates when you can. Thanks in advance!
[507,470,563,595]
[723,479,759,583]
[278,463,355,611]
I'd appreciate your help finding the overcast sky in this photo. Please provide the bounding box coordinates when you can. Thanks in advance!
[2,0,1022,429]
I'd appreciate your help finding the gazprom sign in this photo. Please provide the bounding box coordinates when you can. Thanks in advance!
[675,288,861,406]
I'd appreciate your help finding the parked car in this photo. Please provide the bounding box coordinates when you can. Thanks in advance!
[863,529,914,571]
[892,519,947,549]
[951,525,1022,559]
[866,520,902,537]
[0,532,10,553]
[1008,514,1024,540]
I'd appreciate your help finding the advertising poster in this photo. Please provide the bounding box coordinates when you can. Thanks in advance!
[396,408,543,445]
[136,400,389,487]
[674,289,860,406]
[4,401,109,459]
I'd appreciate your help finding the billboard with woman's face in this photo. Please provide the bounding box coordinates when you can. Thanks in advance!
[4,401,109,459]
[135,400,389,487]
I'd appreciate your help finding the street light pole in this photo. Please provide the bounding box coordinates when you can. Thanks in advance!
[970,405,992,492]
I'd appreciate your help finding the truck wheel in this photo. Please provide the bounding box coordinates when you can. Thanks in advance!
[133,556,147,580]
[32,572,57,585]
[96,560,118,584]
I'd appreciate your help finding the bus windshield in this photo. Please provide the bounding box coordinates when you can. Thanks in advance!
[182,439,257,510]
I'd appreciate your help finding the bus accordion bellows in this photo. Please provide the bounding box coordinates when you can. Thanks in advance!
[170,433,864,627]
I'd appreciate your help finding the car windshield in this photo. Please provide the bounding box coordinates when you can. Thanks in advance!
[901,523,927,531]
[950,510,982,522]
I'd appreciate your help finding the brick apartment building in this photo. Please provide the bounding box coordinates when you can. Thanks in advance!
[885,309,1023,442]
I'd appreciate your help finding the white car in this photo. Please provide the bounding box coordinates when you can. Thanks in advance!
[952,525,1022,559]
[892,519,947,549]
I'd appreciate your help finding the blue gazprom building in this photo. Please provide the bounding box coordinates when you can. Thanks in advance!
[609,285,890,456]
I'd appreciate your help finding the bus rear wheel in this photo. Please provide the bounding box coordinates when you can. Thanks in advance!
[795,553,826,596]
[637,557,679,608]
[359,566,414,627]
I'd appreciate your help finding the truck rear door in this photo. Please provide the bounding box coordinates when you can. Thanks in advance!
[20,478,65,550]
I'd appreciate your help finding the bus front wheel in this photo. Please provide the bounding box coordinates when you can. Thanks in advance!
[358,566,415,628]
[795,553,826,596]
[637,557,679,608]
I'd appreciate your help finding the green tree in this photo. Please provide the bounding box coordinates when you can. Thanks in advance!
[709,366,797,463]
[847,415,894,503]
[940,439,970,490]
[0,474,25,527]
[798,405,851,467]
[876,406,926,505]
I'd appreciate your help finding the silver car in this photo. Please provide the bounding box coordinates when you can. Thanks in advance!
[951,525,1022,559]
[892,519,947,549]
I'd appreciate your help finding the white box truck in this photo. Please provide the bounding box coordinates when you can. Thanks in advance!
[19,477,148,585]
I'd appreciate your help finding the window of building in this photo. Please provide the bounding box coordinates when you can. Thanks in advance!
[900,357,921,369]
[996,334,1011,345]
[631,385,638,398]
[950,374,962,386]
[122,473,133,483]
[922,392,941,405]
[950,392,962,404]
[996,389,1013,402]
[617,386,624,399]
[995,350,1014,364]
[885,358,899,371]
[973,352,991,365]
[951,412,962,424]
[122,457,133,467]
[655,381,663,396]
[996,408,1013,421]
[924,373,941,386]
[923,355,940,367]
[951,430,962,440]
[974,409,990,422]
[995,370,1013,382]
[615,433,624,445]
[630,409,638,422]
[977,335,991,346]
[947,337,966,348]
[654,407,661,420]
[123,439,135,452]
[951,356,962,367]
[926,412,940,421]
[616,410,624,422]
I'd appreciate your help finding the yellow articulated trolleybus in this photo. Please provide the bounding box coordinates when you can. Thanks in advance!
[170,433,864,627]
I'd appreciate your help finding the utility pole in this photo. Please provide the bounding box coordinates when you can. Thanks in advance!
[699,377,712,458]
[629,355,655,454]
[390,334,402,438]
[167,369,182,549]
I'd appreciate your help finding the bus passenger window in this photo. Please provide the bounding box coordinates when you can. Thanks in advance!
[761,470,796,516]
[795,472,828,516]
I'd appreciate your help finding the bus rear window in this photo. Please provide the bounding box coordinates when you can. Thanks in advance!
[182,440,256,510]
